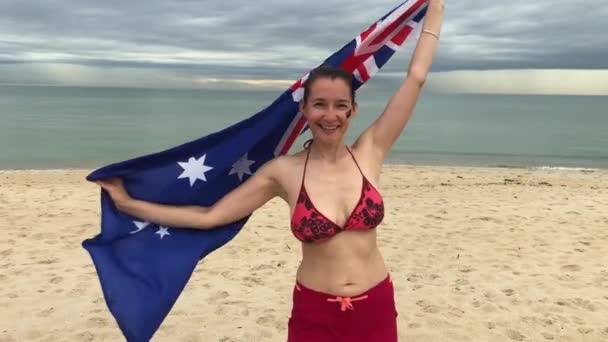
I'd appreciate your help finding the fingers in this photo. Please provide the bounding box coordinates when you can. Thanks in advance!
[430,0,445,10]
[95,177,123,191]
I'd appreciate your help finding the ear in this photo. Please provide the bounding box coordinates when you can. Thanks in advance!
[299,100,311,121]
[349,101,358,119]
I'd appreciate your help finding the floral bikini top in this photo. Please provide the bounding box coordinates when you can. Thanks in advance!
[290,146,384,243]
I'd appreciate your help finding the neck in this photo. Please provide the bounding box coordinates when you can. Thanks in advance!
[309,140,348,163]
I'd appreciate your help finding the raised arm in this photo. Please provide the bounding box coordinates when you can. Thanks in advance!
[356,0,444,159]
[96,158,283,230]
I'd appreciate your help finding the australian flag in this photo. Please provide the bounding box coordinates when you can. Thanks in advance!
[83,1,428,341]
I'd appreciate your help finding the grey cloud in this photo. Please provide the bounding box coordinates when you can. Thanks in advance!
[1,0,607,86]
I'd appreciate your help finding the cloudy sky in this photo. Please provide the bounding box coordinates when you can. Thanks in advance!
[1,0,607,95]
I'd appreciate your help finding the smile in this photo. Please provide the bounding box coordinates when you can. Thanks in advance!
[317,123,340,132]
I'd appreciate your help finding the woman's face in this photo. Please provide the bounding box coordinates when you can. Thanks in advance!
[300,77,357,146]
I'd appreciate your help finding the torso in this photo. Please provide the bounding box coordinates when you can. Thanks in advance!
[274,143,389,296]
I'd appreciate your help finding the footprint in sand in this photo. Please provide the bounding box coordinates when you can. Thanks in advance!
[577,327,593,334]
[484,290,498,301]
[571,316,585,325]
[243,275,264,286]
[256,314,277,327]
[455,279,469,286]
[415,300,440,314]
[49,276,63,284]
[86,317,108,328]
[74,331,95,341]
[572,298,597,312]
[448,305,465,317]
[506,329,526,341]
[36,258,58,265]
[406,273,423,282]
[472,216,501,223]
[502,289,515,297]
[560,264,582,272]
[218,337,238,342]
[541,332,554,340]
[407,322,422,329]
[250,264,275,272]
[555,274,576,282]
[208,290,230,304]
[67,284,87,297]
[458,266,475,273]
[36,307,54,318]
[425,214,447,221]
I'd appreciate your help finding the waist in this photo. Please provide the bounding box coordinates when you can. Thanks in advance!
[296,248,388,297]
[294,273,393,301]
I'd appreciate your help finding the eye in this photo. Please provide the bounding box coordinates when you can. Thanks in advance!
[313,102,324,108]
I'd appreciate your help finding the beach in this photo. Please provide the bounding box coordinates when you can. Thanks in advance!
[1,165,607,341]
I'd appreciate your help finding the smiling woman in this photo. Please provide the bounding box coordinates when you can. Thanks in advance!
[96,1,445,340]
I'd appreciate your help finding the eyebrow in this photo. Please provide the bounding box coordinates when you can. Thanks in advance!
[311,98,350,103]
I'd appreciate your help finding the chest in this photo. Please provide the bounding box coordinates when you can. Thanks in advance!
[288,163,375,227]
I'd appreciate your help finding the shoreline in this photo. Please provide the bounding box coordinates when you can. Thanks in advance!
[0,163,605,173]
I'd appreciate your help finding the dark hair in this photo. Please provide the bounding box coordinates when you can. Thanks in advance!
[302,65,356,104]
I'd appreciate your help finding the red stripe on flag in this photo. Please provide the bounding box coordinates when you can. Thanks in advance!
[371,0,427,45]
[370,18,403,46]
[279,116,307,155]
[360,23,377,42]
[357,64,370,82]
[340,54,367,74]
[391,25,414,45]
[290,79,303,91]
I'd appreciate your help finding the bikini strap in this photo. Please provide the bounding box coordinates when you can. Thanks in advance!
[301,144,312,188]
[345,146,365,178]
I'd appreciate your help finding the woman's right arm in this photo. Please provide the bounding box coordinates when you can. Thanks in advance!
[96,157,283,230]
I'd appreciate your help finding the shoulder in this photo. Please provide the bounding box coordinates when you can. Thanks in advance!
[256,150,307,202]
[258,150,307,180]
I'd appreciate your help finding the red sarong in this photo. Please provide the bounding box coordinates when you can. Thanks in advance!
[287,275,398,341]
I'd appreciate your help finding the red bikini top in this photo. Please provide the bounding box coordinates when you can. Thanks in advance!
[290,146,384,243]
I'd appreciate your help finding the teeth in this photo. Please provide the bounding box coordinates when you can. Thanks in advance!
[320,124,338,130]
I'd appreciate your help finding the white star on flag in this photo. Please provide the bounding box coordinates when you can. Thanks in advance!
[229,153,255,181]
[178,154,213,186]
[292,87,304,102]
[130,220,150,234]
[155,227,170,239]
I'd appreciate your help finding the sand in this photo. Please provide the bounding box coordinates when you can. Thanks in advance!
[1,166,607,341]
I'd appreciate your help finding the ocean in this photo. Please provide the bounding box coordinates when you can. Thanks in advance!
[1,85,607,170]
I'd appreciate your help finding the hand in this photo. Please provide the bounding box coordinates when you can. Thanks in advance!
[96,177,132,206]
[429,0,445,12]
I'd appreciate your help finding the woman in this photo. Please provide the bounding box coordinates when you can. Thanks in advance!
[97,2,443,340]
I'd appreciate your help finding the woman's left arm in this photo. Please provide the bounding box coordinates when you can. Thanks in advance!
[356,0,444,159]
